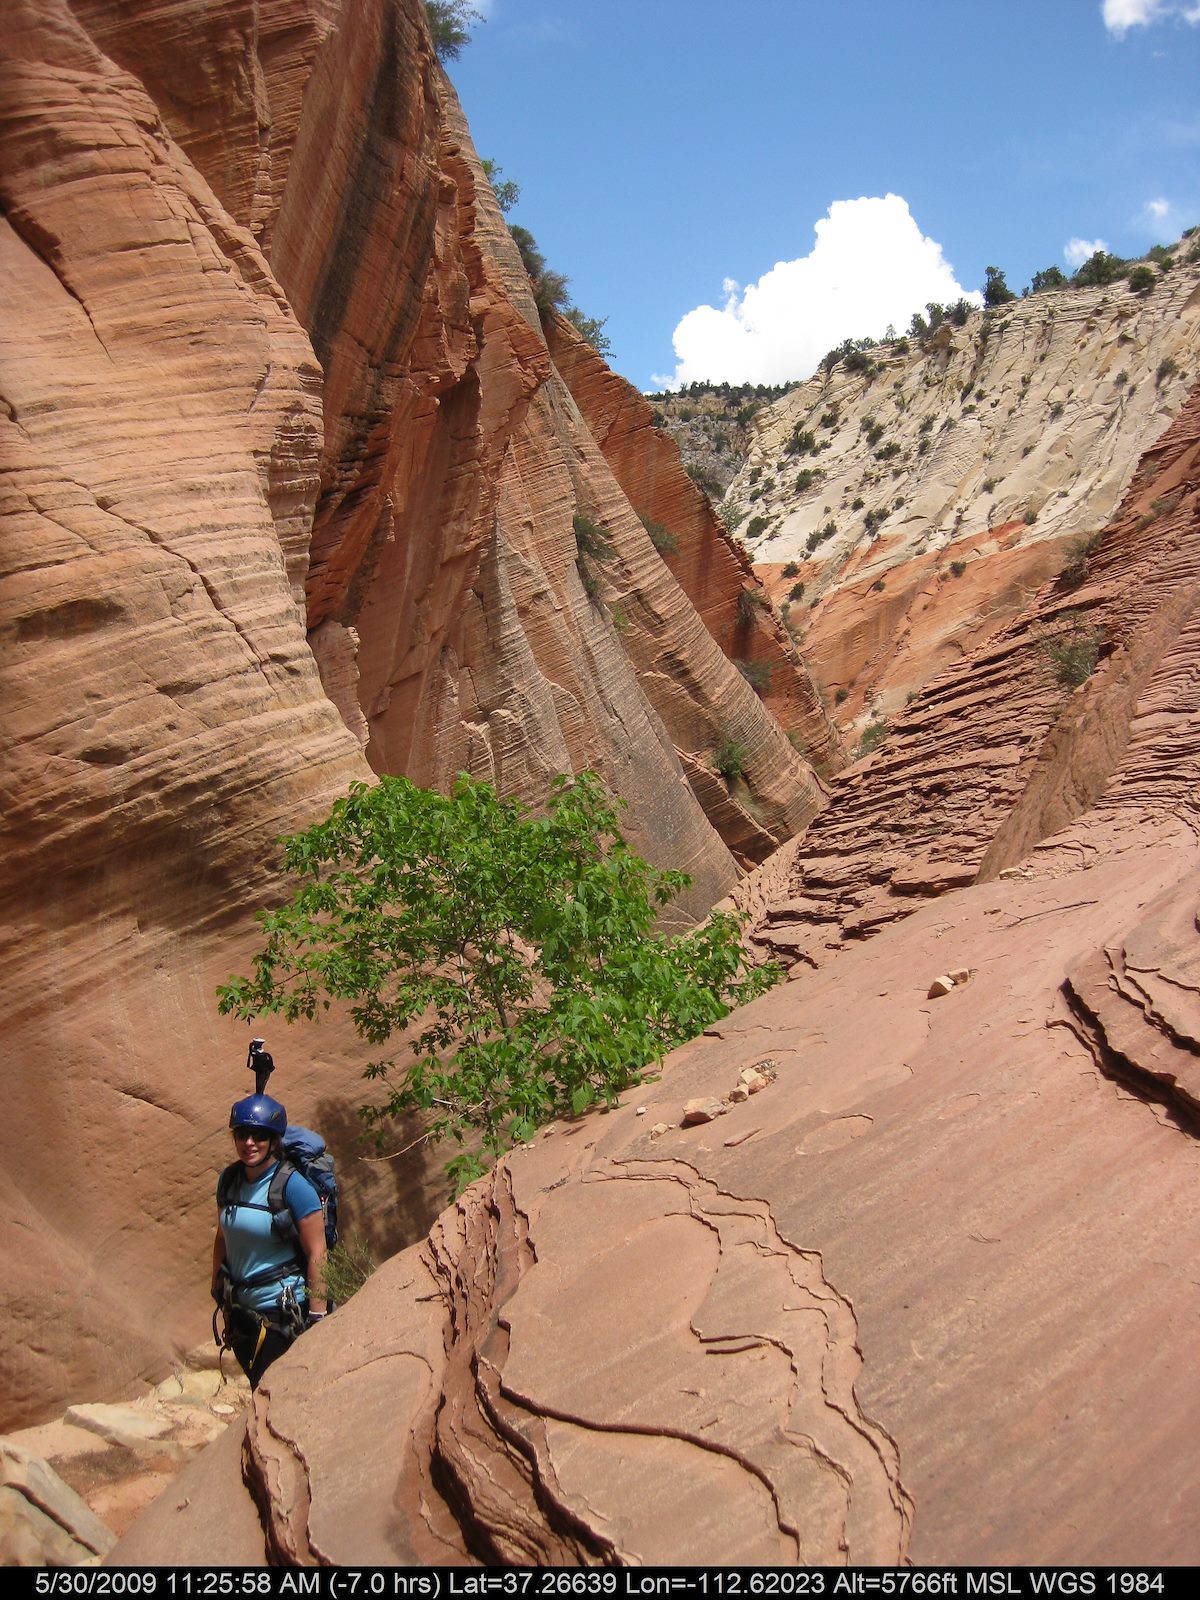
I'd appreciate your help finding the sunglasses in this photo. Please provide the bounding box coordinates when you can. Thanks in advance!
[232,1127,270,1143]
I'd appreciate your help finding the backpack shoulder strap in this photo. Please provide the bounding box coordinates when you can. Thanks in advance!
[216,1161,241,1209]
[266,1158,298,1217]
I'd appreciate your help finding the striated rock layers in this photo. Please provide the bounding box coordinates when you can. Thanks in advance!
[112,385,1200,1564]
[0,0,822,1429]
[738,374,1200,972]
[0,0,370,1431]
[742,253,1200,736]
[547,315,843,786]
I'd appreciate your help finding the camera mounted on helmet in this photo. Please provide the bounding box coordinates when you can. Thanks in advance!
[247,1038,275,1095]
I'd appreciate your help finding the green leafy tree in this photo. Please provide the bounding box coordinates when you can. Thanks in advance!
[219,774,779,1191]
[565,306,612,357]
[509,224,545,281]
[983,266,1016,306]
[480,159,520,215]
[1072,250,1125,288]
[425,1,480,62]
[1027,265,1067,295]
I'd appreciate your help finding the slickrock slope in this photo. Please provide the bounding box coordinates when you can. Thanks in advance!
[113,827,1200,1565]
[739,254,1199,734]
[0,0,821,1432]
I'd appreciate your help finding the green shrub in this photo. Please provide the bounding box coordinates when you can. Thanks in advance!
[219,772,778,1193]
[737,586,769,626]
[785,428,817,457]
[640,515,679,555]
[875,442,901,461]
[981,479,997,494]
[745,515,771,541]
[565,307,611,357]
[1072,250,1125,288]
[805,521,837,555]
[1156,357,1179,387]
[1027,265,1067,295]
[856,717,890,757]
[834,687,849,704]
[870,579,885,593]
[1048,400,1065,420]
[983,266,1016,306]
[573,514,614,605]
[1044,625,1102,688]
[949,559,967,577]
[322,1237,376,1305]
[713,733,749,781]
[426,0,480,62]
[1126,264,1156,295]
[782,561,801,578]
[480,159,520,215]
[794,468,822,493]
[788,581,805,601]
[818,408,840,429]
[736,658,772,693]
[1059,532,1102,585]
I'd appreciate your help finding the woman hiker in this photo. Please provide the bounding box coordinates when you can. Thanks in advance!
[211,1093,328,1387]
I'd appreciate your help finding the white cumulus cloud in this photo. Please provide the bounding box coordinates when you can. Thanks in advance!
[1146,196,1171,218]
[1065,236,1109,267]
[658,195,980,388]
[1103,0,1200,34]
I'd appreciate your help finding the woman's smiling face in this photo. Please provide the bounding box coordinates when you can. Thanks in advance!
[232,1125,274,1175]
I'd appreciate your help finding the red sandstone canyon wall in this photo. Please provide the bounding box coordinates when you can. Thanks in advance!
[0,0,823,1427]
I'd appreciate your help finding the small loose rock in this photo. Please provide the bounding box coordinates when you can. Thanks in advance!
[681,1098,728,1126]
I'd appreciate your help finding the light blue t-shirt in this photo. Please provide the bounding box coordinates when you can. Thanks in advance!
[219,1162,320,1316]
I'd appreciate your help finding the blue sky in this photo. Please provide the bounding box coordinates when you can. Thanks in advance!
[448,1,1200,390]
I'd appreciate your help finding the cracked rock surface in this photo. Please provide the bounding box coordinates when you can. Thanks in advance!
[115,821,1200,1565]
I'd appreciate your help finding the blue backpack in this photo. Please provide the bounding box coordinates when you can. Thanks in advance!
[279,1124,339,1249]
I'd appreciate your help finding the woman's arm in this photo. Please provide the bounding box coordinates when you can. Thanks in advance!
[296,1209,328,1316]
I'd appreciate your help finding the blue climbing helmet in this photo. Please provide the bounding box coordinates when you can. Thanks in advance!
[228,1093,288,1136]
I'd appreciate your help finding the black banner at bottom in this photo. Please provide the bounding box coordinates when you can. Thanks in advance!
[9,1569,1196,1600]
